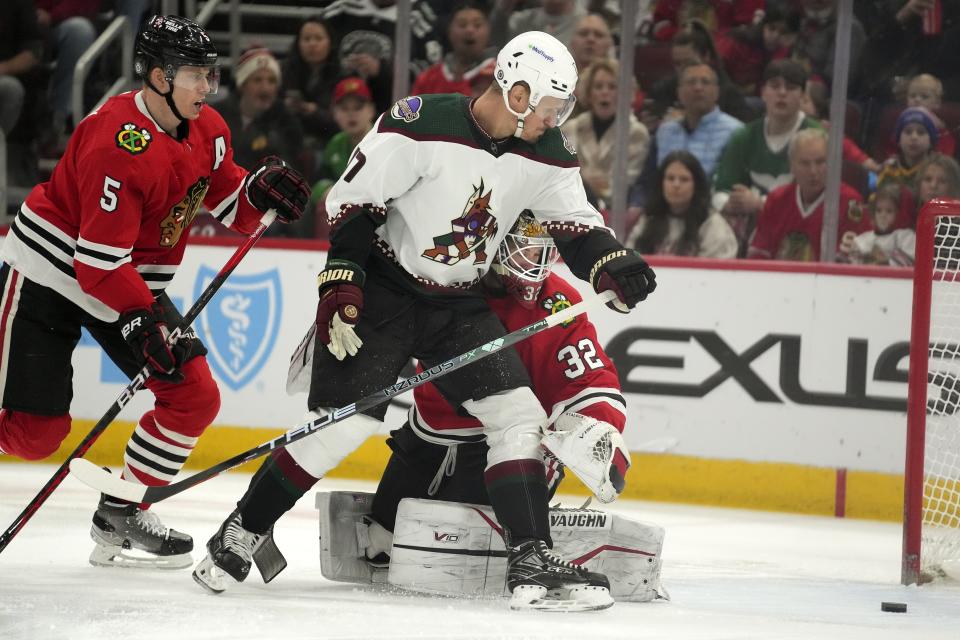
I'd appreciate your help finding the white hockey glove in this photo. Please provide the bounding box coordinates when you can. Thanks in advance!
[540,412,631,503]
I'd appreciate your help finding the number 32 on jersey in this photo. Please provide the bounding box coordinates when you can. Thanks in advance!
[558,338,603,378]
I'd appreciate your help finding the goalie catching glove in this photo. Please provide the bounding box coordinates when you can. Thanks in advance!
[316,259,365,360]
[590,249,657,313]
[245,156,311,223]
[119,304,192,383]
[541,412,631,503]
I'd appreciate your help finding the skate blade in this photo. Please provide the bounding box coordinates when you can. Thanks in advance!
[509,584,614,612]
[192,555,239,594]
[89,541,192,570]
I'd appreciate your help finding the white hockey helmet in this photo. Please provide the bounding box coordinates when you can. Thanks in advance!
[493,211,559,308]
[494,31,578,136]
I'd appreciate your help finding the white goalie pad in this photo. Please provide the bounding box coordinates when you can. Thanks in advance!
[315,492,666,602]
[541,412,632,503]
[315,491,388,584]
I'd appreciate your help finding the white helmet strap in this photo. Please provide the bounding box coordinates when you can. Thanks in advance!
[502,88,534,139]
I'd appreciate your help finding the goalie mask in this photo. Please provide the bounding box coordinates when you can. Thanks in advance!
[493,212,559,308]
[494,31,578,137]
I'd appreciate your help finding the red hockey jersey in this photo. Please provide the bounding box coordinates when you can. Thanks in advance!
[409,273,626,445]
[747,182,869,262]
[2,91,265,321]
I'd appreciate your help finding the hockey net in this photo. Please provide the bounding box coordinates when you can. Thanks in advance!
[903,198,960,585]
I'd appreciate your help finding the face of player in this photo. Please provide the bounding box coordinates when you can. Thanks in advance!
[907,80,941,111]
[240,68,279,115]
[790,138,828,196]
[762,77,804,121]
[918,164,950,203]
[448,8,489,59]
[333,97,376,137]
[509,85,568,142]
[872,198,898,233]
[169,65,218,119]
[899,123,932,163]
[299,21,331,66]
[589,69,617,121]
[570,15,612,66]
[678,64,719,117]
[662,161,695,213]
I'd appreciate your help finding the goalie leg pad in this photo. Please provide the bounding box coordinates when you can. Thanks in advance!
[386,498,666,603]
[315,491,388,584]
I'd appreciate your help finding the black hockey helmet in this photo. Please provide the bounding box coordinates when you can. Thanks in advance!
[134,15,218,82]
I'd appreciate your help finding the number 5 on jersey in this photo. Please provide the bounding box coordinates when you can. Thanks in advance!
[100,176,122,212]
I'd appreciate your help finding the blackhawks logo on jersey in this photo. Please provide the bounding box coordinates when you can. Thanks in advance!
[160,177,209,247]
[422,179,499,266]
[116,123,152,155]
[542,292,575,327]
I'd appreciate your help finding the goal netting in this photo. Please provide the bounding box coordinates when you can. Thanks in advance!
[903,199,960,584]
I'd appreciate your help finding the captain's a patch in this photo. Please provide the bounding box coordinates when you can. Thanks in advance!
[391,96,423,123]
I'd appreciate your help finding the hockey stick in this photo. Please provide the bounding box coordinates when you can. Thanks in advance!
[0,211,278,554]
[69,289,620,503]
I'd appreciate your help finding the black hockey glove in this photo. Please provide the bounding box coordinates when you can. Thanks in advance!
[589,249,657,313]
[246,156,311,223]
[315,259,365,361]
[119,304,192,383]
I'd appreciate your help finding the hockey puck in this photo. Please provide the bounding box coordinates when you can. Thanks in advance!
[881,602,907,613]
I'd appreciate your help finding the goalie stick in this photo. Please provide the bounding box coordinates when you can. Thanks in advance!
[69,289,620,503]
[0,211,278,555]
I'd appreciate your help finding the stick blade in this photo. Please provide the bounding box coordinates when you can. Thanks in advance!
[69,459,147,502]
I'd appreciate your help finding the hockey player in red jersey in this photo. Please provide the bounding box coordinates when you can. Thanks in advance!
[365,210,631,537]
[0,15,310,568]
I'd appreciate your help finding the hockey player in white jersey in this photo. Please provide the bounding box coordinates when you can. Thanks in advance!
[194,31,656,611]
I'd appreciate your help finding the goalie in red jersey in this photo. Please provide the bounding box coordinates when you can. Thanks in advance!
[0,15,309,568]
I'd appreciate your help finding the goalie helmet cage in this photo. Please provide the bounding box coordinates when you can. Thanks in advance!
[902,198,960,585]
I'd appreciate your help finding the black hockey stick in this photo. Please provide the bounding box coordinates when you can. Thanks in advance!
[69,290,620,503]
[0,211,278,554]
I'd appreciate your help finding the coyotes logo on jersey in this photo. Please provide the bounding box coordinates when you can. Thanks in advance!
[160,177,210,247]
[422,179,499,266]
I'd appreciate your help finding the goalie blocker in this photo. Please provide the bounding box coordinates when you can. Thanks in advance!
[316,491,667,603]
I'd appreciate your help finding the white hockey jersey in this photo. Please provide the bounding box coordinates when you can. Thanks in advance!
[325,94,609,289]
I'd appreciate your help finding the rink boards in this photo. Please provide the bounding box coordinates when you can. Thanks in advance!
[0,239,914,520]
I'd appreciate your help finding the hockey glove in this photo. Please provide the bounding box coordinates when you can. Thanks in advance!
[246,156,311,223]
[541,412,631,503]
[316,260,365,361]
[589,249,657,313]
[119,304,192,383]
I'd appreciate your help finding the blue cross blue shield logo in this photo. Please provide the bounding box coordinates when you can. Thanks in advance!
[195,266,282,391]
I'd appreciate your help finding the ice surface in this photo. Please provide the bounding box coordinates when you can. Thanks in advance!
[1,464,958,640]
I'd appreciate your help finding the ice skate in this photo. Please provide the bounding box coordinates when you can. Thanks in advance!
[507,539,614,612]
[361,515,393,570]
[193,509,273,594]
[89,494,193,569]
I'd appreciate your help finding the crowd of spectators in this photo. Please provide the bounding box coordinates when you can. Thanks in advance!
[3,0,960,264]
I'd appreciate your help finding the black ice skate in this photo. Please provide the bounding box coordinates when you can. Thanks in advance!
[192,509,286,594]
[507,539,614,611]
[89,494,193,569]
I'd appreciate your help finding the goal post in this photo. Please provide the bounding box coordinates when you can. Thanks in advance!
[903,198,960,585]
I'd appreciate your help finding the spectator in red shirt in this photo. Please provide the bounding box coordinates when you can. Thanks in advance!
[748,128,870,261]
[411,2,496,98]
[651,0,765,42]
